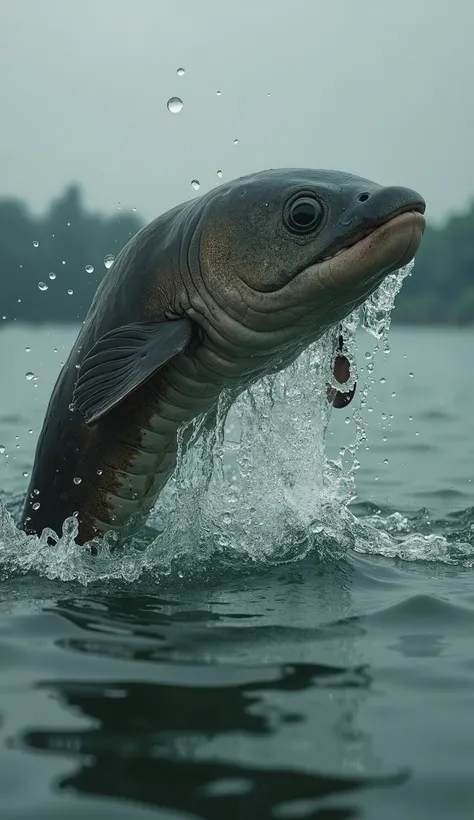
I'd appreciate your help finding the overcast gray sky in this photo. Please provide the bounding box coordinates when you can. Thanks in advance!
[1,0,473,223]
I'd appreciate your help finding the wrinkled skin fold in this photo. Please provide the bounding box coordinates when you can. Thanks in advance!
[20,168,426,546]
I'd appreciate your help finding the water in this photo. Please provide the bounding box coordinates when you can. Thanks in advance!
[166,97,184,114]
[0,322,473,819]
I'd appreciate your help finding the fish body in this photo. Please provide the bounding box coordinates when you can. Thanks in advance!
[20,169,425,545]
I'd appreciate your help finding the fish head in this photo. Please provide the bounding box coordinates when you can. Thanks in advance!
[186,168,425,368]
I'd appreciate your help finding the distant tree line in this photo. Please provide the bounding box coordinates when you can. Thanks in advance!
[0,184,473,326]
[0,185,141,325]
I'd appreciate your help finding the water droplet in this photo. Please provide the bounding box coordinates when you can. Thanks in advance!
[365,352,372,360]
[22,471,28,477]
[233,138,239,145]
[409,372,414,378]
[177,570,184,579]
[85,264,94,273]
[38,282,48,291]
[0,446,5,455]
[167,96,183,113]
[68,403,75,411]
[28,429,33,434]
[391,391,396,398]
[68,289,74,295]
[48,272,56,280]
[73,477,82,485]
[367,407,374,413]
[61,260,66,265]
[379,377,386,384]
[97,469,103,476]
[191,179,200,190]
[383,458,389,465]
[66,221,71,227]
[25,346,30,353]
[25,372,35,381]
[344,417,351,424]
[408,415,413,421]
[32,502,40,510]
[33,240,39,248]
[216,90,221,96]
[177,67,185,76]
[104,254,115,269]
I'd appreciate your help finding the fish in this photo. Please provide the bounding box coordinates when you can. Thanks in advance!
[20,168,425,546]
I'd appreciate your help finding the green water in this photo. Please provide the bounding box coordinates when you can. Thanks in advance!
[0,324,473,819]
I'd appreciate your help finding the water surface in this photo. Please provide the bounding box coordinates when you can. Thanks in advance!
[0,324,473,819]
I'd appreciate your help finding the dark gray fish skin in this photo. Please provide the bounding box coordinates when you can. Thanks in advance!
[20,168,425,546]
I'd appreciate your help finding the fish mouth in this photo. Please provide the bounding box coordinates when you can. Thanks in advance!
[321,203,426,261]
[314,204,426,289]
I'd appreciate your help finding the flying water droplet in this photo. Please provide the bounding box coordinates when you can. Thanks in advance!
[48,272,56,280]
[38,282,48,291]
[67,289,74,295]
[33,240,39,248]
[104,254,115,269]
[216,90,221,96]
[25,372,35,381]
[167,96,183,113]
[191,179,200,190]
[217,170,222,178]
[409,372,414,378]
[233,138,239,145]
[177,67,185,76]
[0,446,5,455]
[73,477,82,485]
[32,502,40,511]
[25,346,30,353]
[85,264,94,273]
[22,471,28,477]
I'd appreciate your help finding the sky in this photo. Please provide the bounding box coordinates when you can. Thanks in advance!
[1,0,473,224]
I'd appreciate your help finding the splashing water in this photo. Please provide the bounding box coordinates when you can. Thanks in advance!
[1,260,473,583]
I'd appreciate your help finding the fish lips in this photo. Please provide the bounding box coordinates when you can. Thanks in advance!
[313,206,426,289]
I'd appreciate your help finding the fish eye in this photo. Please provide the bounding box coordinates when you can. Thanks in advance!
[284,195,323,234]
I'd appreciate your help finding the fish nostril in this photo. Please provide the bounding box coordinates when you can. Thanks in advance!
[358,192,371,202]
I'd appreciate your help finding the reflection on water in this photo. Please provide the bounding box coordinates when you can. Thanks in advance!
[19,589,407,820]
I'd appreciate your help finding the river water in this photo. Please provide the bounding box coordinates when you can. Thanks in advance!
[0,322,473,820]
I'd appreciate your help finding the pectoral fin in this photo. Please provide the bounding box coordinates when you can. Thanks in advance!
[73,319,192,425]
